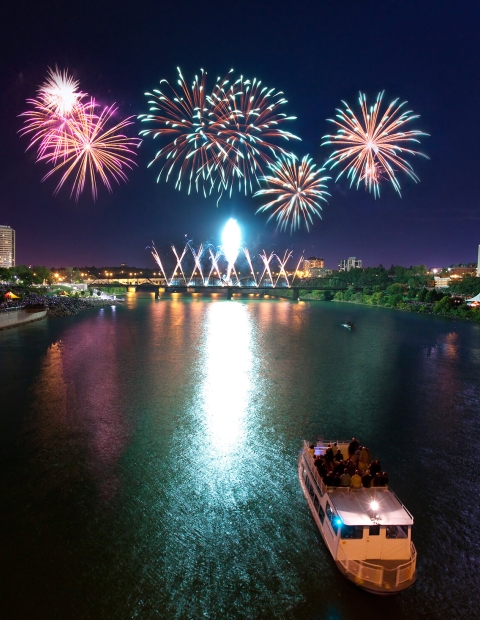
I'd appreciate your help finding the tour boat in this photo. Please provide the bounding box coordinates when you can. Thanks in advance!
[298,440,417,594]
[341,322,354,330]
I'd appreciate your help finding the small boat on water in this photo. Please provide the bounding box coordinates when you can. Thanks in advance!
[341,321,354,330]
[298,439,417,594]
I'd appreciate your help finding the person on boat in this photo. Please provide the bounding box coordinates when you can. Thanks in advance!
[308,444,315,457]
[369,459,381,478]
[348,438,360,459]
[362,470,372,488]
[345,459,356,476]
[325,471,335,486]
[358,446,371,472]
[334,447,344,461]
[340,470,351,487]
[382,471,389,487]
[373,472,386,487]
[325,445,335,463]
[333,472,341,487]
[350,470,362,489]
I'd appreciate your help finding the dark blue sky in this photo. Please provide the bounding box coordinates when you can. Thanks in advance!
[1,0,479,269]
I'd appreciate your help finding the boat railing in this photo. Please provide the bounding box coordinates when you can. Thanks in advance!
[395,542,417,587]
[336,542,417,588]
[302,442,327,496]
[337,544,384,586]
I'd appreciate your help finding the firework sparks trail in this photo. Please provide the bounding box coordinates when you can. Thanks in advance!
[20,67,86,163]
[274,250,293,287]
[139,68,232,195]
[38,101,140,201]
[255,154,330,232]
[208,75,301,195]
[242,248,258,287]
[291,254,305,284]
[187,242,207,285]
[39,66,84,116]
[171,244,189,285]
[258,251,275,286]
[151,245,169,282]
[321,91,429,196]
[20,68,139,200]
[208,249,224,286]
[140,69,300,197]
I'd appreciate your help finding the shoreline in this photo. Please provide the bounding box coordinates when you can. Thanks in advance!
[266,288,480,322]
[1,296,122,320]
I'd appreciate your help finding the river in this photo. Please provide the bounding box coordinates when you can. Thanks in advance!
[1,295,479,619]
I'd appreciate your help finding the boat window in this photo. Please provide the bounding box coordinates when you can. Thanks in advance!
[314,494,319,511]
[309,481,315,497]
[341,525,363,540]
[318,504,325,524]
[326,502,339,535]
[369,525,380,536]
[386,525,408,539]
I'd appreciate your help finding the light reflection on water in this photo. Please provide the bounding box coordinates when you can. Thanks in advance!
[201,302,253,458]
[1,299,480,619]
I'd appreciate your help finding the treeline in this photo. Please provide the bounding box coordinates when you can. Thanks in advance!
[0,265,82,285]
[293,265,480,321]
[305,264,430,289]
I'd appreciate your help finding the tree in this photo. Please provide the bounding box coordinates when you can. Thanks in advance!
[31,265,53,285]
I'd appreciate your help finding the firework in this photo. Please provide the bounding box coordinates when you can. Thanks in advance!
[322,91,428,196]
[38,66,84,116]
[254,154,330,232]
[20,67,85,161]
[20,67,139,200]
[39,100,140,201]
[139,68,229,195]
[208,75,301,195]
[139,69,300,196]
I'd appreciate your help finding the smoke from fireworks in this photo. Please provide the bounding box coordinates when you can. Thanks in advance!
[20,67,139,200]
[139,68,300,196]
[254,154,330,232]
[322,91,428,196]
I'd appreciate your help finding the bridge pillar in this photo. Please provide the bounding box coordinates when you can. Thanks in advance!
[155,289,159,300]
[292,287,300,301]
[227,287,233,300]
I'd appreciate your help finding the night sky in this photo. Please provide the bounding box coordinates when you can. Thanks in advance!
[1,0,479,269]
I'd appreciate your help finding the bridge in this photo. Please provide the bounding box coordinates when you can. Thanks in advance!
[89,277,357,300]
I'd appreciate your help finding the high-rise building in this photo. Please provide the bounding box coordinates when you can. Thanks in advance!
[338,257,362,272]
[477,245,480,278]
[0,225,15,268]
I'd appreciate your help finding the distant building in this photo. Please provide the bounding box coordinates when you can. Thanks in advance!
[0,225,15,268]
[303,256,330,277]
[339,257,362,272]
[478,245,480,278]
[434,277,451,289]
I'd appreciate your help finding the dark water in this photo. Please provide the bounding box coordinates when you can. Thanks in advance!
[1,295,479,619]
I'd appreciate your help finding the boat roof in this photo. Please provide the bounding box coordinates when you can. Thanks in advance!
[329,488,414,527]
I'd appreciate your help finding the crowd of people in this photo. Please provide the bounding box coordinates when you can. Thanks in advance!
[0,288,120,317]
[309,437,389,490]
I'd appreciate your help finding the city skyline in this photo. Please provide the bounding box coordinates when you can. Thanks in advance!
[1,1,479,269]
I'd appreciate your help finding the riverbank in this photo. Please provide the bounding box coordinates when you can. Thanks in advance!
[266,287,480,321]
[1,294,122,318]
